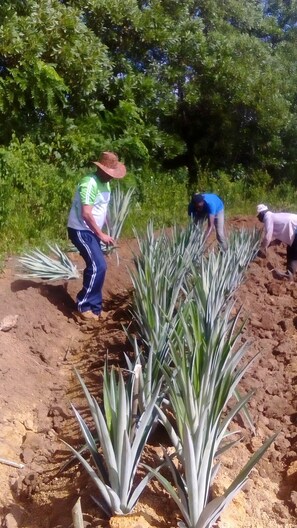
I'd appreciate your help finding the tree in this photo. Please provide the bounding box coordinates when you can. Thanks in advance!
[75,0,295,185]
[1,0,297,185]
[0,0,112,142]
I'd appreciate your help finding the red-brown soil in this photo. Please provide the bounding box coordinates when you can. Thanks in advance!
[0,216,297,528]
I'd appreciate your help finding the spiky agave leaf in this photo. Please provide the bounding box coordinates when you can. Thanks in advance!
[67,367,161,515]
[16,243,80,281]
[228,227,261,267]
[184,227,261,325]
[107,185,135,240]
[125,336,169,413]
[130,221,205,354]
[195,432,277,528]
[103,185,134,255]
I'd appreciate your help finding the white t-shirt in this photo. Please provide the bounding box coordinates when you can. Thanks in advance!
[262,211,297,248]
[67,174,110,231]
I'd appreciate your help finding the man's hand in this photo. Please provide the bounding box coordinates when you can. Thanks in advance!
[81,205,115,246]
[100,233,115,245]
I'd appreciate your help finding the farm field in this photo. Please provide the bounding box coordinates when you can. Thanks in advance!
[0,215,297,528]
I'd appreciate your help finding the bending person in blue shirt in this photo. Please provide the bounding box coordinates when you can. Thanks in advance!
[188,193,227,251]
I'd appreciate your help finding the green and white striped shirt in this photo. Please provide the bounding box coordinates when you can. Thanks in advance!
[67,174,111,231]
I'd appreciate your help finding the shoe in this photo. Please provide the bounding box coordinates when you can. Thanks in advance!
[74,310,99,321]
[272,269,293,280]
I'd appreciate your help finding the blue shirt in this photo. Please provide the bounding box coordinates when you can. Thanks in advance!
[188,193,224,219]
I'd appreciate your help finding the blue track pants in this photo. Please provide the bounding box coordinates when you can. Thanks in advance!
[68,228,107,315]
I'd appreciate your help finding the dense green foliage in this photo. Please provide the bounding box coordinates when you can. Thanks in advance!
[1,0,297,252]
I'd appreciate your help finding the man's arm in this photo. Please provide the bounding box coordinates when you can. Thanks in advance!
[204,214,215,240]
[81,205,114,245]
[260,215,273,252]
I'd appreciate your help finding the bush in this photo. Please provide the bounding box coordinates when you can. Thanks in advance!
[122,166,189,236]
[0,137,81,253]
[1,138,297,255]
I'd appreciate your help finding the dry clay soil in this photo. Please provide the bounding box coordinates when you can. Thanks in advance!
[0,216,297,528]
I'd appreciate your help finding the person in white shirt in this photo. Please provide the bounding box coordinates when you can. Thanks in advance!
[257,203,297,279]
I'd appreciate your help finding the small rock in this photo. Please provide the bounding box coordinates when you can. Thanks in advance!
[287,460,297,476]
[273,344,287,355]
[273,501,289,519]
[265,283,282,296]
[0,314,19,332]
[4,513,18,528]
[48,404,71,419]
[249,318,262,329]
[22,432,44,450]
[21,447,34,464]
[274,435,291,451]
[52,415,64,432]
[5,506,23,527]
[22,472,39,495]
[291,491,297,509]
[46,428,58,439]
[260,313,275,330]
[23,418,35,431]
[278,320,287,332]
[267,418,280,431]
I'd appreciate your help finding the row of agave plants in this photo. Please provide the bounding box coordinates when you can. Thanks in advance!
[66,222,276,528]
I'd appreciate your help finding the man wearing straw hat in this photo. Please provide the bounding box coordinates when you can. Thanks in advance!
[68,152,126,321]
[256,203,297,280]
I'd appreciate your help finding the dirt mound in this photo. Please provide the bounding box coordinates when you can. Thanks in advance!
[0,218,296,528]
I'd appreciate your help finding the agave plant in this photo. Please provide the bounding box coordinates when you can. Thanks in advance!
[123,225,270,527]
[185,227,261,325]
[147,300,276,528]
[228,227,261,268]
[16,244,80,281]
[64,365,162,517]
[181,236,258,430]
[124,335,170,414]
[130,222,205,351]
[103,184,134,255]
[125,222,205,414]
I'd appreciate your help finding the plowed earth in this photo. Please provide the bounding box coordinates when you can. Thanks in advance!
[0,216,296,528]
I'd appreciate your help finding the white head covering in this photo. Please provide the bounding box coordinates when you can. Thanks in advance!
[256,204,268,214]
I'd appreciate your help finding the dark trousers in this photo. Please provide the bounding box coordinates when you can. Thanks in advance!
[287,233,297,273]
[68,228,107,315]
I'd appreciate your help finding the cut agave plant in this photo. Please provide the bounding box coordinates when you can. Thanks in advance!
[16,244,80,281]
[63,366,162,517]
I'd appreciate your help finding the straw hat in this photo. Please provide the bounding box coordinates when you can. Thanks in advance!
[93,152,126,179]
